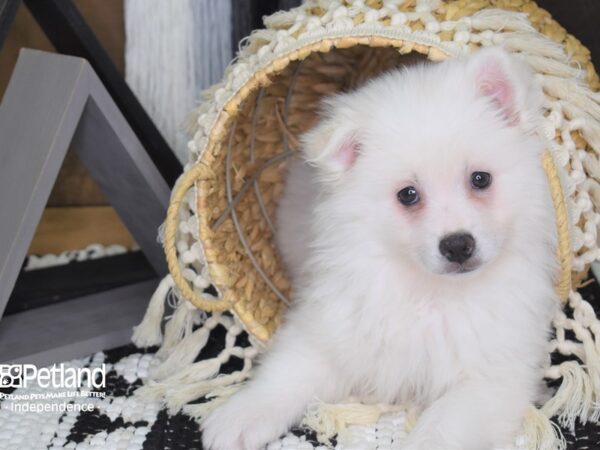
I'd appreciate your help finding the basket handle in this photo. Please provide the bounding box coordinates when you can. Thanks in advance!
[543,151,572,303]
[164,163,233,312]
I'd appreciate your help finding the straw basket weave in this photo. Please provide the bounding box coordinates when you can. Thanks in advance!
[133,0,600,447]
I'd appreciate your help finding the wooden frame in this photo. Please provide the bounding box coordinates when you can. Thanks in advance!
[0,49,170,363]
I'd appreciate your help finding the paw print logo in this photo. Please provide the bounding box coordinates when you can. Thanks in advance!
[0,365,22,388]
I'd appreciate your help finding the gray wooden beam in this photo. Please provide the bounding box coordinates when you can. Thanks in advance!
[0,49,89,318]
[72,70,170,274]
[0,280,158,366]
[0,49,170,319]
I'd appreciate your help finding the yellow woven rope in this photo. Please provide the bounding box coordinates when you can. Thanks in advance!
[164,163,233,312]
[543,151,573,303]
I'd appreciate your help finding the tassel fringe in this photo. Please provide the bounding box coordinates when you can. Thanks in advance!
[156,299,199,358]
[522,406,567,450]
[131,275,173,348]
[543,362,594,432]
[302,400,407,446]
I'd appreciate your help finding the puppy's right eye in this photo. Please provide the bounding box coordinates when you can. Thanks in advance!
[397,186,420,206]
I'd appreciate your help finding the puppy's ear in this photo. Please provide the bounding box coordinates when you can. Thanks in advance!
[467,47,542,126]
[300,96,361,180]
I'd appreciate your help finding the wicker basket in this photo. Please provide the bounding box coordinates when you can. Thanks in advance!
[164,0,600,343]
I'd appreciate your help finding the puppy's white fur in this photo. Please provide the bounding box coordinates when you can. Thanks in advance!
[202,48,559,450]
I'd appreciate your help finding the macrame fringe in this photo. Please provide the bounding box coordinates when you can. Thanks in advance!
[525,55,584,80]
[263,8,299,30]
[131,275,173,348]
[157,221,166,245]
[183,383,245,420]
[500,32,567,60]
[133,279,256,413]
[522,406,567,450]
[469,10,534,33]
[137,362,252,413]
[141,360,221,407]
[156,297,199,358]
[541,291,600,433]
[542,76,600,123]
[168,371,251,413]
[300,401,568,449]
[543,362,594,432]
[301,400,407,446]
[150,326,211,380]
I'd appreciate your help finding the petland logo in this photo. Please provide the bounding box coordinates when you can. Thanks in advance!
[0,364,106,389]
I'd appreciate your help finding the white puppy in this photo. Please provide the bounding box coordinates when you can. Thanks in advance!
[202,47,559,450]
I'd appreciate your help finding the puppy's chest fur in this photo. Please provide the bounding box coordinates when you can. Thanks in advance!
[296,265,547,407]
[321,287,492,401]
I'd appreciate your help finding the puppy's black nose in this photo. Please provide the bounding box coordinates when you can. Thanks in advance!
[439,233,475,264]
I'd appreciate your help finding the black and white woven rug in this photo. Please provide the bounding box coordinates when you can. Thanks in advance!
[1,331,600,450]
[2,246,600,450]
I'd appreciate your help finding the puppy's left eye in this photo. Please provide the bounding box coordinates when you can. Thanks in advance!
[471,171,492,190]
[397,186,420,206]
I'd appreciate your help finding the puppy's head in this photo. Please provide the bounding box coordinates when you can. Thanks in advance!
[303,47,551,277]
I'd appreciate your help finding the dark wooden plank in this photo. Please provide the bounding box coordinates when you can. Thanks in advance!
[278,0,302,11]
[29,206,135,254]
[23,0,182,187]
[231,0,252,55]
[0,0,20,51]
[6,251,156,315]
[0,49,170,317]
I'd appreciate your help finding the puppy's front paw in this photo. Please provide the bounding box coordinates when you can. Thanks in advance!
[201,392,288,450]
[201,404,244,450]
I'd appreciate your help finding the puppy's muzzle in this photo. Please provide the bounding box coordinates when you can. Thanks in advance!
[439,233,475,264]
